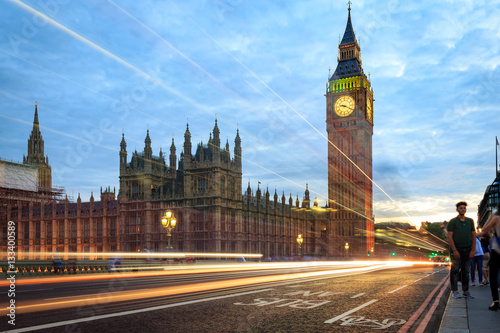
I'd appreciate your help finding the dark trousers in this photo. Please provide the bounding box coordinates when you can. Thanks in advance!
[489,250,500,302]
[450,247,471,292]
[470,255,484,283]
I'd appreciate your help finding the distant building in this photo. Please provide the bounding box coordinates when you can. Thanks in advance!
[478,171,500,227]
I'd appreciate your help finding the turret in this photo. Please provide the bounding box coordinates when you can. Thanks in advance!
[212,118,220,148]
[212,119,220,165]
[23,102,52,189]
[144,129,152,160]
[170,137,176,170]
[120,132,127,169]
[224,138,230,161]
[184,123,192,168]
[303,184,310,209]
[159,147,164,165]
[234,128,241,167]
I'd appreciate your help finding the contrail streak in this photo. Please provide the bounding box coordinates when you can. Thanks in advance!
[10,0,207,112]
[169,1,411,219]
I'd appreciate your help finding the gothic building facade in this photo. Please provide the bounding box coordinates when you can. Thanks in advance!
[116,6,374,257]
[117,120,343,257]
[1,7,374,259]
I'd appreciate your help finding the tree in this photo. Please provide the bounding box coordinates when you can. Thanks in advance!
[422,223,447,240]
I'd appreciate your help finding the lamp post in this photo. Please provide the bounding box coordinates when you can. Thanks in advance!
[297,234,303,256]
[345,242,349,257]
[161,210,177,251]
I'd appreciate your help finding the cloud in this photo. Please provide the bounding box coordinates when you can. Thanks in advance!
[0,0,498,224]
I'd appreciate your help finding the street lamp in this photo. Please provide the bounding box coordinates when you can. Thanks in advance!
[161,210,177,251]
[345,242,349,257]
[297,234,303,256]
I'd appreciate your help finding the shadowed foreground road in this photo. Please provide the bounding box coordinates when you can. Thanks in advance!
[0,262,448,332]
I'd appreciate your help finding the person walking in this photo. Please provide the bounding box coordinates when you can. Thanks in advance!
[470,230,484,286]
[481,232,491,285]
[477,200,500,311]
[447,201,476,299]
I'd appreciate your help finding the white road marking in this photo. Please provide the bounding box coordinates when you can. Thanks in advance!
[5,288,274,333]
[351,293,365,298]
[324,299,378,323]
[44,288,151,300]
[388,285,408,294]
[413,278,423,282]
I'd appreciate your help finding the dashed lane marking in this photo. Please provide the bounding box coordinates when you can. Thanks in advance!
[4,288,274,333]
[388,285,408,294]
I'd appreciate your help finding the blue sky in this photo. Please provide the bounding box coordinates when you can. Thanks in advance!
[1,0,499,226]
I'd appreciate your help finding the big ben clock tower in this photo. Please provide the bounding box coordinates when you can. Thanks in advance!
[326,3,374,256]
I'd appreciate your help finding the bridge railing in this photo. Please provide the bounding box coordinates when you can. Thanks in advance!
[0,259,192,277]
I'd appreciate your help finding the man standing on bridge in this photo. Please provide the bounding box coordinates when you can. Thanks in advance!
[447,201,476,299]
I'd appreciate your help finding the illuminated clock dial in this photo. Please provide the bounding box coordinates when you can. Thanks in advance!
[334,95,355,117]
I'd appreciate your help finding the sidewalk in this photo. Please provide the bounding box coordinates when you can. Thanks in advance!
[439,283,500,333]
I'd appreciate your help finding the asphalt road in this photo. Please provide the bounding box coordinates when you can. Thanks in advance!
[1,263,449,332]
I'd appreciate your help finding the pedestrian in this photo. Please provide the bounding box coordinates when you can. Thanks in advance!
[477,200,500,311]
[107,256,116,273]
[447,201,476,299]
[481,232,491,285]
[470,229,484,286]
[52,252,63,275]
[114,254,122,272]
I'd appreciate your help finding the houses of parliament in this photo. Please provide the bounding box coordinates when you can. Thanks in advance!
[0,7,374,259]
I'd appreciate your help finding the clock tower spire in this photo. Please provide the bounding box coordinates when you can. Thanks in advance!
[326,4,374,256]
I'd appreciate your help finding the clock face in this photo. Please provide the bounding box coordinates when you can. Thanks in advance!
[334,95,355,117]
[366,100,373,121]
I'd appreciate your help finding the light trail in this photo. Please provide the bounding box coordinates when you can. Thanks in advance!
[0,48,182,134]
[363,228,448,252]
[0,260,433,287]
[11,0,409,223]
[169,1,412,220]
[387,227,447,252]
[15,251,262,260]
[10,0,207,112]
[0,261,427,315]
[105,1,332,206]
[0,107,117,153]
[107,0,242,100]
